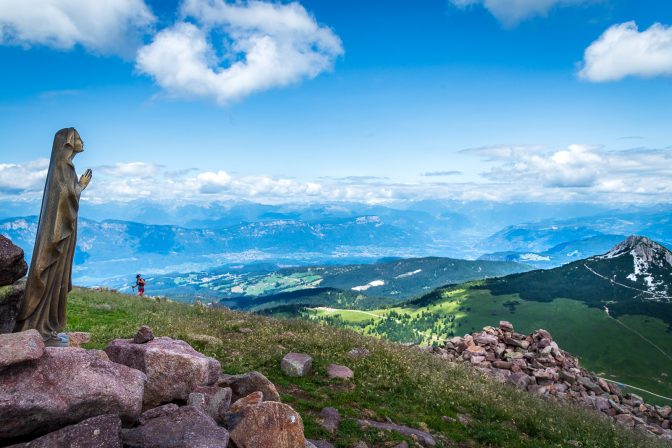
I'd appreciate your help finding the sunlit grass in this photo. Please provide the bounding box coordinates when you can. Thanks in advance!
[65,288,668,448]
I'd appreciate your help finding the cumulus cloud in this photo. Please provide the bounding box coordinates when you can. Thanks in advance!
[466,143,672,199]
[0,159,49,195]
[0,0,155,56]
[3,147,672,206]
[579,21,672,82]
[449,0,589,26]
[136,0,343,104]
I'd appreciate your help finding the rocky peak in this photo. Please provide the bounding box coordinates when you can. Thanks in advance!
[601,235,672,266]
[594,235,672,298]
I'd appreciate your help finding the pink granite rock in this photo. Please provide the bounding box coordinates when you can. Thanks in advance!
[0,329,44,369]
[327,364,354,380]
[218,371,281,402]
[0,347,145,440]
[228,401,305,448]
[281,352,313,377]
[7,414,122,448]
[122,405,229,448]
[105,336,221,408]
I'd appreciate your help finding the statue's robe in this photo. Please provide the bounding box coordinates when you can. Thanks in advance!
[16,129,81,339]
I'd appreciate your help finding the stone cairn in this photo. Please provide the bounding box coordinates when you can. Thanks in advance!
[428,320,672,442]
[0,325,306,447]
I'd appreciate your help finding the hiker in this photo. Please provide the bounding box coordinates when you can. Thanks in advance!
[133,274,146,297]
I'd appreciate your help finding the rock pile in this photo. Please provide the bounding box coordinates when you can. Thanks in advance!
[0,325,308,447]
[0,236,27,334]
[430,321,672,441]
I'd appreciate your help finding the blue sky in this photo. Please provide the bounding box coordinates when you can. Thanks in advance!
[1,0,671,206]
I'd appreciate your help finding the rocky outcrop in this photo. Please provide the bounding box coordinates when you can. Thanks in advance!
[430,321,672,441]
[0,235,27,287]
[1,324,309,448]
[105,334,220,408]
[7,414,122,448]
[0,329,44,369]
[0,346,146,440]
[122,405,230,448]
[228,401,305,448]
[218,370,281,402]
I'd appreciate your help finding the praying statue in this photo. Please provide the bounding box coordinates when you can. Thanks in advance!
[15,128,92,345]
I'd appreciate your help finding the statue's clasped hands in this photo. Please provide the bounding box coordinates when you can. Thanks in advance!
[79,169,93,190]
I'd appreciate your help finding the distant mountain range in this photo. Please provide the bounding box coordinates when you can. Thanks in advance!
[1,202,670,289]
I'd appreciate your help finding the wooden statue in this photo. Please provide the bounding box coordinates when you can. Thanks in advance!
[15,128,92,345]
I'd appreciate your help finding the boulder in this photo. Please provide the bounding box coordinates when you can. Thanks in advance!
[122,405,230,448]
[133,325,154,344]
[0,236,27,287]
[192,385,232,423]
[0,278,25,334]
[229,391,264,414]
[139,403,179,425]
[0,329,44,369]
[0,347,145,440]
[105,336,220,408]
[281,352,313,377]
[218,371,281,402]
[357,419,436,447]
[228,401,305,448]
[7,414,122,448]
[327,364,354,380]
[319,407,340,433]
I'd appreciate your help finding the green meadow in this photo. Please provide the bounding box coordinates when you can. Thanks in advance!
[62,287,666,448]
[308,285,672,405]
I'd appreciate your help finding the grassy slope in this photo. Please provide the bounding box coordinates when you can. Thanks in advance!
[64,288,667,448]
[310,285,672,403]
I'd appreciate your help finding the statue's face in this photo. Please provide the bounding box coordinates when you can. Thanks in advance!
[71,135,84,153]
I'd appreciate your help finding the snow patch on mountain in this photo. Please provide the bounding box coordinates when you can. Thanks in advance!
[395,269,422,279]
[352,280,385,291]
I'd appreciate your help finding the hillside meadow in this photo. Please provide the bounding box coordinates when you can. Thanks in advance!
[309,284,672,405]
[64,288,668,448]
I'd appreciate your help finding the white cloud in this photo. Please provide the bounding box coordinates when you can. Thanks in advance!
[0,0,155,56]
[449,0,590,26]
[579,21,672,82]
[0,159,49,195]
[466,144,672,199]
[3,147,672,206]
[136,0,343,104]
